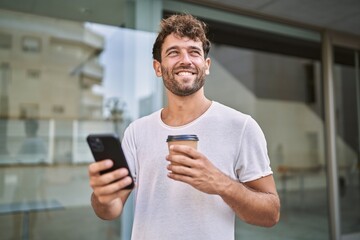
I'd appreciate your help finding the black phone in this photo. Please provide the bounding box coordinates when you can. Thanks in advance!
[86,133,134,189]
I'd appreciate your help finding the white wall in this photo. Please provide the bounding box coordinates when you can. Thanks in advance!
[205,46,357,191]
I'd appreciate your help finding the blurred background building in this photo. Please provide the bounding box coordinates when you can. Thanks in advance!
[0,1,359,240]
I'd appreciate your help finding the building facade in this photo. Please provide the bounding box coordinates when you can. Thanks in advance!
[0,1,359,240]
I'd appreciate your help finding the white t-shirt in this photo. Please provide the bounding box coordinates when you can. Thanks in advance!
[122,101,273,240]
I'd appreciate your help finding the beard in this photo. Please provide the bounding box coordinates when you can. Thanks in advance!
[161,65,207,96]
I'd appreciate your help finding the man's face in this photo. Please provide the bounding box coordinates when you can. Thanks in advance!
[153,33,211,96]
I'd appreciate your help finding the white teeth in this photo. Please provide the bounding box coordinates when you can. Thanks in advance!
[177,72,193,76]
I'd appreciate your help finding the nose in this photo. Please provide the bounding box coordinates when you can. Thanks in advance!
[180,52,192,65]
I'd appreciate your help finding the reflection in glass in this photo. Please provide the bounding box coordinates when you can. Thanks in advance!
[333,47,360,236]
[18,119,47,163]
[207,43,329,239]
[0,32,12,49]
[22,36,41,53]
[0,9,159,240]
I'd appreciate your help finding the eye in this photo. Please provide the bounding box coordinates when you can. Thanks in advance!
[190,50,202,56]
[167,50,179,57]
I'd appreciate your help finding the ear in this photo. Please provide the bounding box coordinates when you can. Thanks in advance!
[153,60,162,77]
[205,58,211,75]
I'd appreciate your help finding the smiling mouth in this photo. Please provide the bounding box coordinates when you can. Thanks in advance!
[176,71,195,76]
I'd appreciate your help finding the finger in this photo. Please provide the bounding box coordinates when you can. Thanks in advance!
[90,168,130,187]
[167,153,205,169]
[167,163,196,177]
[88,159,113,176]
[169,145,202,159]
[167,171,193,185]
[94,176,133,196]
[166,154,193,167]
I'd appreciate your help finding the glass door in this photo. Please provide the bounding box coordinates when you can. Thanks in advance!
[333,46,360,240]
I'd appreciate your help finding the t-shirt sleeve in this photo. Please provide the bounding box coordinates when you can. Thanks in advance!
[121,124,137,182]
[235,117,273,182]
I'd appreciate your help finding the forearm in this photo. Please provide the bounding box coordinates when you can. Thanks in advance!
[219,177,280,227]
[91,192,123,220]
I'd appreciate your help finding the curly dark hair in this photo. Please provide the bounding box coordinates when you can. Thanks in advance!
[152,14,211,62]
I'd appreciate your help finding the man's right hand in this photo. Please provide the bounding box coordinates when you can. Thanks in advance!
[88,159,133,219]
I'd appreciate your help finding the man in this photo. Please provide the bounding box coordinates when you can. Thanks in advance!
[88,14,280,240]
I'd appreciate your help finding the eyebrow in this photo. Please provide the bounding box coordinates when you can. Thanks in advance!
[164,45,203,55]
[189,46,202,52]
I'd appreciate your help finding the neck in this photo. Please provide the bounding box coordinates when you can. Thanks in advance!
[161,89,212,127]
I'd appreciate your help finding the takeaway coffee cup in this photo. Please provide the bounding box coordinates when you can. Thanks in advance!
[167,135,199,164]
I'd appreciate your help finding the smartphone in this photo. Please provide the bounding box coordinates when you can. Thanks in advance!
[86,133,134,189]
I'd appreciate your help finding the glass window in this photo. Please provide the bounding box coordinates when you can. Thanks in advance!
[0,32,11,49]
[27,69,41,80]
[19,103,39,119]
[50,38,88,60]
[333,46,360,237]
[52,105,64,114]
[22,36,41,52]
[0,10,159,240]
[203,19,329,239]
